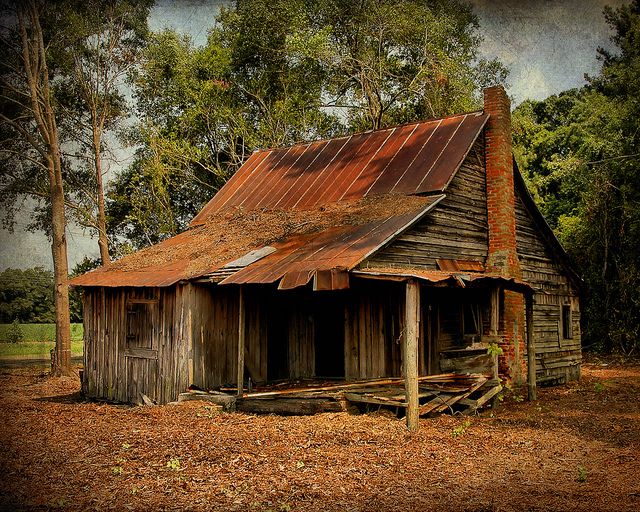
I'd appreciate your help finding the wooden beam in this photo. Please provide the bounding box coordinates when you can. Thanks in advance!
[489,286,500,336]
[404,279,420,431]
[526,292,536,401]
[237,286,245,397]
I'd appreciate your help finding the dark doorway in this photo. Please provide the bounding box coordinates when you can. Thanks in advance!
[314,294,345,378]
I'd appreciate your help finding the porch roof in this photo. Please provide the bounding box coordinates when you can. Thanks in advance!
[71,195,443,288]
[351,267,533,294]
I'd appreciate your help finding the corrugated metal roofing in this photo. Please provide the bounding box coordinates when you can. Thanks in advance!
[190,112,488,226]
[70,195,442,288]
[220,195,443,289]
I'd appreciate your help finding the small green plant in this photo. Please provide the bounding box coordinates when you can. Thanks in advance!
[577,465,588,483]
[167,458,181,471]
[7,320,23,344]
[594,382,605,393]
[512,394,524,403]
[121,442,131,450]
[487,342,503,357]
[451,420,472,438]
[111,466,123,475]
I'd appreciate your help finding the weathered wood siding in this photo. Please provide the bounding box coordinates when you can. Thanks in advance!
[515,191,581,384]
[344,281,404,379]
[363,138,488,269]
[191,284,240,389]
[82,285,190,404]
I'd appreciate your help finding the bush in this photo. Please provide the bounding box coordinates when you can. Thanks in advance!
[7,319,23,344]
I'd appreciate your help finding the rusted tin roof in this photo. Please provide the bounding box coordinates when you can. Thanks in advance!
[70,195,442,288]
[352,268,533,293]
[190,112,488,226]
[220,196,443,289]
[72,110,489,290]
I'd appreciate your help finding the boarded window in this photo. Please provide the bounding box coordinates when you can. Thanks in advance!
[126,297,158,349]
[562,304,572,339]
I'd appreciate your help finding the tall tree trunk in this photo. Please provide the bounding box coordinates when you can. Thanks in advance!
[92,124,110,265]
[19,1,72,376]
[49,155,72,376]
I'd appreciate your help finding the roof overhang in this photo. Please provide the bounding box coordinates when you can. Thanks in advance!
[352,267,534,294]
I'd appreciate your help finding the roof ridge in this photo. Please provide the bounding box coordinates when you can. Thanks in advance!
[251,110,486,155]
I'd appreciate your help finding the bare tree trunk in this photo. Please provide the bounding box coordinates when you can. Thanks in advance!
[19,1,72,376]
[92,124,110,265]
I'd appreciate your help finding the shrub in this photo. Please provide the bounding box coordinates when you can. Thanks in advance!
[7,320,24,344]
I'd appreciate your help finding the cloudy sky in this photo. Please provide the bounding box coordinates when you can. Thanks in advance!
[0,0,627,271]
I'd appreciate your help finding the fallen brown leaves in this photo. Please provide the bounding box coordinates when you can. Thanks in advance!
[1,359,639,512]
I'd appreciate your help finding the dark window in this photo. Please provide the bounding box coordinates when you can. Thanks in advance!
[463,303,481,335]
[562,304,572,339]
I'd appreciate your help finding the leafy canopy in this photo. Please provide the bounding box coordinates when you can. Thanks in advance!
[109,0,507,250]
[512,0,640,354]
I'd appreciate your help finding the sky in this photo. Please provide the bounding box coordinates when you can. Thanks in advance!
[0,0,628,272]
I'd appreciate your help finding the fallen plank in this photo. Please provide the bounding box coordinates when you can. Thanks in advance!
[473,384,503,409]
[418,377,488,416]
[343,393,406,407]
[243,374,461,398]
[236,397,345,415]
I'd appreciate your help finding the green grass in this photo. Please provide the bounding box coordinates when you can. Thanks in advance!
[0,323,83,359]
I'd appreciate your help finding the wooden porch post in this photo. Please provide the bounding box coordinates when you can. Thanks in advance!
[237,286,245,397]
[525,292,536,401]
[404,279,420,431]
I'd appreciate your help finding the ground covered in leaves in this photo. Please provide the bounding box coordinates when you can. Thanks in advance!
[1,359,639,511]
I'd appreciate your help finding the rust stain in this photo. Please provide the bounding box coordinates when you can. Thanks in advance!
[191,112,487,224]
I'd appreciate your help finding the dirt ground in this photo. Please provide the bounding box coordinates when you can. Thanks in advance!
[1,358,639,512]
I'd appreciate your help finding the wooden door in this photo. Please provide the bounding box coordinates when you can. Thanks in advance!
[123,295,159,403]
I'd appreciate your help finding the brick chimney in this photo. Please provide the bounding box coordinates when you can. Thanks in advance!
[483,86,525,386]
[483,86,521,279]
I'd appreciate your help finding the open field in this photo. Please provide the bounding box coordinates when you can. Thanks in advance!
[1,358,639,511]
[0,324,83,359]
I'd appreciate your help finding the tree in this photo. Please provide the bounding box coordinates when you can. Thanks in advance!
[290,0,507,130]
[54,0,152,265]
[512,1,640,355]
[0,267,55,323]
[0,0,73,374]
[112,0,506,249]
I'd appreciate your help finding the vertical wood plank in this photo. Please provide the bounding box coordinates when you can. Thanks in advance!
[490,287,500,336]
[526,292,537,401]
[404,279,420,431]
[237,286,245,396]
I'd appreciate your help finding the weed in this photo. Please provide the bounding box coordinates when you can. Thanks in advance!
[487,342,503,357]
[594,382,605,393]
[451,420,472,438]
[112,466,123,475]
[121,442,131,451]
[167,458,181,471]
[577,465,588,483]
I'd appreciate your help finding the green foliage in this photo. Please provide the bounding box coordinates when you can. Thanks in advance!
[594,381,605,393]
[6,320,23,344]
[451,420,472,438]
[69,257,101,322]
[0,268,55,323]
[0,323,83,344]
[487,342,503,357]
[111,0,507,250]
[577,465,588,483]
[512,1,640,355]
[166,458,181,471]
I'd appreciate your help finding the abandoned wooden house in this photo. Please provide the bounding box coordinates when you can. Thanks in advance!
[71,86,582,427]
